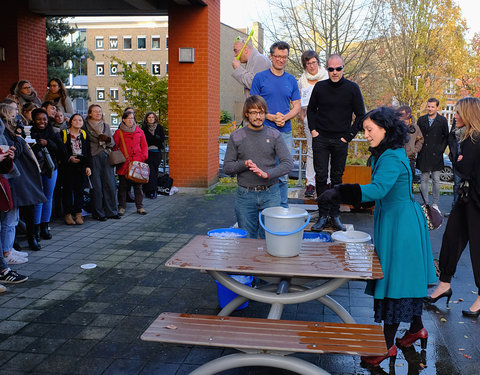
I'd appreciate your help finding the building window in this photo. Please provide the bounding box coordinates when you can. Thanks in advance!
[109,36,118,50]
[110,63,118,76]
[152,36,161,50]
[111,114,120,127]
[137,36,146,50]
[96,63,105,76]
[165,36,168,49]
[152,62,161,75]
[166,62,168,75]
[95,36,104,50]
[110,88,119,102]
[123,36,132,50]
[96,88,105,102]
[138,62,147,70]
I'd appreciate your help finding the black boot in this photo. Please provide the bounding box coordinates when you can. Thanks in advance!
[330,216,346,231]
[40,222,52,240]
[311,215,329,232]
[13,239,22,251]
[28,237,41,251]
[34,224,41,242]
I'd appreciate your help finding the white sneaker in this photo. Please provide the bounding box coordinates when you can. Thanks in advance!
[0,284,6,293]
[432,204,440,212]
[4,253,28,265]
[10,249,28,258]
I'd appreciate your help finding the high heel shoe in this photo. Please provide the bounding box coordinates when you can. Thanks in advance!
[396,328,428,349]
[423,288,452,306]
[361,345,397,368]
[462,308,480,318]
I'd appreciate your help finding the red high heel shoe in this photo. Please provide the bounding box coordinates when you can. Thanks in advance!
[396,328,428,349]
[361,345,397,368]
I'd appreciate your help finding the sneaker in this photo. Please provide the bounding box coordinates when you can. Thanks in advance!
[432,204,441,213]
[10,249,28,258]
[305,185,315,198]
[137,208,147,215]
[0,284,6,293]
[4,253,28,264]
[118,207,126,216]
[0,269,28,284]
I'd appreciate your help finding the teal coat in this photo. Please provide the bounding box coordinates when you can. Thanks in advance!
[361,148,437,299]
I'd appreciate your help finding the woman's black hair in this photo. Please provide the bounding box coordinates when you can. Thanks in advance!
[364,106,409,150]
[68,113,84,127]
[31,108,48,121]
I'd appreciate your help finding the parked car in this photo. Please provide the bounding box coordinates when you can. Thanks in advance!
[414,154,453,183]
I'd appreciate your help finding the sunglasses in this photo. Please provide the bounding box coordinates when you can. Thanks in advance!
[327,66,343,72]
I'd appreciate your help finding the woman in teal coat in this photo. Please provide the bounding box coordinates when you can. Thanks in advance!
[319,106,436,369]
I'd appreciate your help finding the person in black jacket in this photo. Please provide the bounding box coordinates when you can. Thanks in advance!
[60,114,92,225]
[307,54,366,231]
[141,112,165,198]
[425,97,480,318]
[416,98,449,213]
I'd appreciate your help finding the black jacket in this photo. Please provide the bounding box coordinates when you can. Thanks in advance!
[142,123,165,150]
[416,113,449,172]
[60,128,92,170]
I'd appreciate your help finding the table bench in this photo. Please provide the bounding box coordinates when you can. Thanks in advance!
[141,312,387,375]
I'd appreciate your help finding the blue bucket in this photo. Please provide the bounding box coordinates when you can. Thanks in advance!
[215,275,253,310]
[207,228,247,238]
[303,232,331,242]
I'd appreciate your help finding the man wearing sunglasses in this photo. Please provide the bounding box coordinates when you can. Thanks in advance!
[250,41,301,208]
[232,37,271,96]
[307,54,365,231]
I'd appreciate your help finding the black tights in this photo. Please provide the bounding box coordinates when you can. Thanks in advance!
[383,315,423,348]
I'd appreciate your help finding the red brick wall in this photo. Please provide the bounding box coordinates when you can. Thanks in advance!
[168,0,220,187]
[0,2,47,99]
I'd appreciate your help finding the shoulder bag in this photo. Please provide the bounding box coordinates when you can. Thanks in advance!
[119,130,149,184]
[419,189,443,230]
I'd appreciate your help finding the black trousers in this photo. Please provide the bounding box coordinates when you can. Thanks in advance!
[143,150,162,195]
[312,136,348,216]
[62,164,86,215]
[439,199,480,293]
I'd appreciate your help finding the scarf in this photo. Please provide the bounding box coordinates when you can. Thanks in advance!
[2,118,16,136]
[119,121,136,133]
[147,122,158,135]
[86,119,105,136]
[298,67,328,90]
[44,91,63,106]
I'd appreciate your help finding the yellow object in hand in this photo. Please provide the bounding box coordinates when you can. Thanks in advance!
[236,30,255,61]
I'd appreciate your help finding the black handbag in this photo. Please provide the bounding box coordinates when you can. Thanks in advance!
[33,144,55,178]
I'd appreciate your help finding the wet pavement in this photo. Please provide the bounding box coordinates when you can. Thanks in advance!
[0,190,478,374]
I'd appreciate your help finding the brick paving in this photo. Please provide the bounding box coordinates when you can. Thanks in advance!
[0,191,478,374]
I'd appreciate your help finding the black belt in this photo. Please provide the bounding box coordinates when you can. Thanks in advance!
[240,185,272,191]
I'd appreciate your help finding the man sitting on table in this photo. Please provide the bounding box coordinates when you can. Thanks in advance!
[223,95,293,238]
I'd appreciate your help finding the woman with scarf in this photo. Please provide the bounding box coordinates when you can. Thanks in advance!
[30,108,65,241]
[318,107,436,369]
[84,104,119,221]
[43,78,74,119]
[113,111,148,215]
[0,104,46,252]
[141,111,165,198]
[0,118,28,285]
[14,80,42,108]
[297,50,328,197]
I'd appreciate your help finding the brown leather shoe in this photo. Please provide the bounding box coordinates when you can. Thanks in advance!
[137,208,147,215]
[64,214,76,225]
[74,213,84,225]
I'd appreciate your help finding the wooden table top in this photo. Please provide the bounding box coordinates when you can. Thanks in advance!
[166,235,383,280]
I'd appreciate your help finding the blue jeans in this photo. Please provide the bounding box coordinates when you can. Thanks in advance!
[0,208,19,272]
[420,170,441,206]
[34,169,58,224]
[278,131,293,208]
[235,184,281,239]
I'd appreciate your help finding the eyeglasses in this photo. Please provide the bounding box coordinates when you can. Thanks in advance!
[327,66,343,72]
[306,61,318,66]
[272,55,288,61]
[248,110,265,116]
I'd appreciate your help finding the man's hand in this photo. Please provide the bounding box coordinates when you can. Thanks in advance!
[274,112,286,127]
[232,59,241,69]
[249,165,268,179]
[311,129,319,138]
[86,167,92,176]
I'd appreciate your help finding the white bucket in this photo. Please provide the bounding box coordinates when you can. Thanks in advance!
[259,207,310,257]
[331,230,371,243]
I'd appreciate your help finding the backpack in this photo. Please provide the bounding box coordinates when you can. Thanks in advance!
[158,172,173,195]
[62,129,87,144]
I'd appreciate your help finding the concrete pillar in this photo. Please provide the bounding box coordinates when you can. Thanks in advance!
[168,0,220,188]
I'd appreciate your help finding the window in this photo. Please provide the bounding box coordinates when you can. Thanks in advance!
[110,62,118,76]
[152,62,161,75]
[152,36,161,50]
[138,62,147,70]
[166,62,168,75]
[165,36,168,49]
[95,36,104,50]
[111,114,120,127]
[96,63,105,76]
[110,88,119,101]
[109,36,118,50]
[123,36,132,50]
[96,88,105,102]
[137,36,146,49]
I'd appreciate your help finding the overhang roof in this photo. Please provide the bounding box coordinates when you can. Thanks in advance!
[28,0,206,16]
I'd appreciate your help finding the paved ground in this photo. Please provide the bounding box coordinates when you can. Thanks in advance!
[0,190,478,374]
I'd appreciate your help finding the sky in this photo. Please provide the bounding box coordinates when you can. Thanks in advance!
[221,0,480,40]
